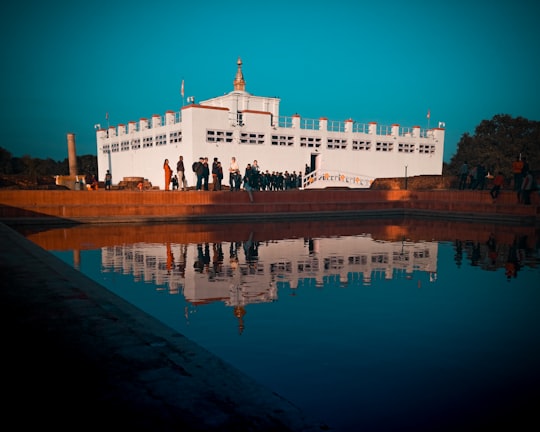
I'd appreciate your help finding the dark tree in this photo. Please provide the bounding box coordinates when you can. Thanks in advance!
[0,146,97,178]
[445,114,540,178]
[0,147,13,174]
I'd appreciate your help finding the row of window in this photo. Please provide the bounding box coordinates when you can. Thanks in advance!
[103,131,183,153]
[102,130,435,154]
[104,248,431,276]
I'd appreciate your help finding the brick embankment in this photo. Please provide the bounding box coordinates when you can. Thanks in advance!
[0,222,326,431]
[0,189,538,225]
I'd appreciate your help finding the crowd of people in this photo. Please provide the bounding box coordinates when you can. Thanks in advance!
[457,156,537,204]
[163,155,305,192]
[114,153,538,203]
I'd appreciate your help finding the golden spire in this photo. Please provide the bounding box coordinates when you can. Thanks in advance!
[234,305,246,335]
[233,57,246,91]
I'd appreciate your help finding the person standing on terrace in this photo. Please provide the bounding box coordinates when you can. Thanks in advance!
[229,156,240,191]
[490,171,505,201]
[458,161,469,190]
[163,158,173,190]
[176,155,187,191]
[512,156,524,191]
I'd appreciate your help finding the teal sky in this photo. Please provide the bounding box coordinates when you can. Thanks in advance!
[2,0,539,163]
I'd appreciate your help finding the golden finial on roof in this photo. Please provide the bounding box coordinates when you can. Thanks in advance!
[233,57,246,91]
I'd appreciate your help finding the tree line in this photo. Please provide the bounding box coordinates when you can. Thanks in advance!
[0,147,97,181]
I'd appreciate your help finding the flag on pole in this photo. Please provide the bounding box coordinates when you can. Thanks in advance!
[426,109,430,119]
[105,112,109,121]
[181,80,185,98]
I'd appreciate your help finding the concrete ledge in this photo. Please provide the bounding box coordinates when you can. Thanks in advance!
[0,189,538,226]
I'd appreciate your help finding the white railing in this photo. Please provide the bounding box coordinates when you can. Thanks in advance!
[352,122,370,133]
[302,169,374,189]
[300,118,319,130]
[278,116,293,128]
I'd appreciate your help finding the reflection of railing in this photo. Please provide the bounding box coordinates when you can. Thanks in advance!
[302,169,375,189]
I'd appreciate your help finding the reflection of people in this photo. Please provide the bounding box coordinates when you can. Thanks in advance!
[166,243,174,273]
[471,242,481,266]
[454,239,463,268]
[505,238,521,281]
[229,241,239,270]
[194,244,205,273]
[178,244,187,278]
[212,243,223,273]
[243,232,259,267]
[194,243,211,273]
[486,233,497,265]
[163,158,173,190]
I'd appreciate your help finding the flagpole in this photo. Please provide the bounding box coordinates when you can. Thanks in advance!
[181,79,185,106]
[427,109,430,130]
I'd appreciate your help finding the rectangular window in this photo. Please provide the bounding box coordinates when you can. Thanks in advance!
[327,138,347,149]
[206,129,233,143]
[349,255,368,265]
[271,135,294,146]
[398,143,415,153]
[156,134,167,146]
[240,132,264,145]
[143,137,153,148]
[169,131,182,144]
[352,140,371,151]
[297,258,320,272]
[300,136,322,148]
[418,144,435,154]
[270,261,292,273]
[324,256,344,270]
[371,253,389,264]
[131,138,141,150]
[375,142,393,152]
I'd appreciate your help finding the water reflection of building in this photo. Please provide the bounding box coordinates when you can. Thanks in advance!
[101,235,439,307]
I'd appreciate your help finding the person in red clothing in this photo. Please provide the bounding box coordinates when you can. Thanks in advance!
[489,171,505,200]
[511,156,524,191]
[163,158,173,190]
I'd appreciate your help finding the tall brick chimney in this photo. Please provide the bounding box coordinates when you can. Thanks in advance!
[67,133,77,177]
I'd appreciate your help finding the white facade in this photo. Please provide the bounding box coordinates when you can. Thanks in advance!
[96,58,445,189]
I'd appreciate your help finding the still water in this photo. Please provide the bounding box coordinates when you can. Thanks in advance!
[22,218,540,431]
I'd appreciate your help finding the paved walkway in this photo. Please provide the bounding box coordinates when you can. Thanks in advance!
[0,223,326,431]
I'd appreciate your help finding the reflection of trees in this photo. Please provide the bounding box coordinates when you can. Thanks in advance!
[454,240,463,268]
[453,234,533,279]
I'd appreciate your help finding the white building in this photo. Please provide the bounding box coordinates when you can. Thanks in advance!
[96,58,445,190]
